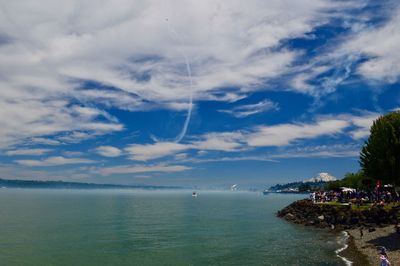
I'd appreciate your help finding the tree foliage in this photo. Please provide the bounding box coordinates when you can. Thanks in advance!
[326,171,370,190]
[298,183,311,192]
[360,111,400,185]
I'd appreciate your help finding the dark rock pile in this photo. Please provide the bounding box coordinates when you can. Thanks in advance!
[277,199,400,229]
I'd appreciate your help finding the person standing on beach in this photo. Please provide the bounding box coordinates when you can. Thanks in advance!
[379,247,390,266]
[380,254,391,266]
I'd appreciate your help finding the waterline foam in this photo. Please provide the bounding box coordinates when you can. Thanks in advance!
[335,231,353,266]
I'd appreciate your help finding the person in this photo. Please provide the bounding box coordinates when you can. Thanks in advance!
[379,247,390,266]
[310,192,316,203]
[380,246,388,256]
[359,227,363,239]
[380,254,391,266]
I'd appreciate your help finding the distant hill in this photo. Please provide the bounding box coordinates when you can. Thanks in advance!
[268,172,336,193]
[0,178,181,190]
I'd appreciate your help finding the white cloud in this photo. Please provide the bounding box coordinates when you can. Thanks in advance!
[182,155,278,164]
[95,146,122,157]
[174,153,188,160]
[246,119,349,147]
[346,113,380,139]
[0,0,354,147]
[63,151,84,157]
[125,132,245,161]
[206,93,248,103]
[5,148,52,156]
[57,131,93,143]
[289,52,359,99]
[287,6,400,98]
[125,142,189,161]
[243,111,379,147]
[316,112,379,140]
[0,99,123,148]
[15,156,95,167]
[29,137,61,146]
[192,132,244,151]
[218,100,279,118]
[123,111,380,160]
[97,164,191,176]
[342,8,400,83]
[270,144,360,159]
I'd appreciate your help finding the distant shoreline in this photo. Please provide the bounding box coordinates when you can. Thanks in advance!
[0,178,181,190]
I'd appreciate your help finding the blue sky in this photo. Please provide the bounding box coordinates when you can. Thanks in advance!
[0,0,400,189]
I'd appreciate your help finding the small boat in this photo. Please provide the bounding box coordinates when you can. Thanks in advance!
[262,190,270,195]
[192,192,198,197]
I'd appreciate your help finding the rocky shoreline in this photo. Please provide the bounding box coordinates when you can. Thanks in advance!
[277,199,400,230]
[348,226,400,266]
[278,199,400,265]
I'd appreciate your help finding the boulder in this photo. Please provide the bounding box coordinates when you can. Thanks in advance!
[277,199,400,230]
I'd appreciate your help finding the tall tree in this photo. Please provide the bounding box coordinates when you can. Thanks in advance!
[360,111,400,186]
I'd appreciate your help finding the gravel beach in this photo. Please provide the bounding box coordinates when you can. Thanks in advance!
[348,226,400,266]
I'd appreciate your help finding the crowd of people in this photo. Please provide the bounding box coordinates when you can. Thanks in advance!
[310,187,399,205]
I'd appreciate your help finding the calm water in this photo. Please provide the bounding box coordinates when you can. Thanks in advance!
[0,189,345,265]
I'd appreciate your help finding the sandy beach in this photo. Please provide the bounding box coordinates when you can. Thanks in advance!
[347,226,400,266]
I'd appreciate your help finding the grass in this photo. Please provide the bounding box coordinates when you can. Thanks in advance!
[383,202,400,211]
[350,204,372,211]
[315,202,349,206]
[315,201,400,211]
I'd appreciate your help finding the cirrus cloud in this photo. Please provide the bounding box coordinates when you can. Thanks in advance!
[246,119,349,147]
[0,0,359,148]
[342,8,400,83]
[97,164,191,176]
[95,146,122,157]
[5,148,52,156]
[218,100,279,118]
[15,156,95,167]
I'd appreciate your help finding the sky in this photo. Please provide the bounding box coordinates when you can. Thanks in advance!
[0,0,400,189]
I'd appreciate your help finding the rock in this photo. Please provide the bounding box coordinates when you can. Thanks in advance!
[277,199,400,230]
[285,213,295,220]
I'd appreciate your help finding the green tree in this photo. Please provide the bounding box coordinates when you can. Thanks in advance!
[298,183,311,192]
[360,111,400,186]
[325,171,370,190]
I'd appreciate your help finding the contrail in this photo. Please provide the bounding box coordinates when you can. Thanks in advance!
[165,18,194,143]
[175,53,194,142]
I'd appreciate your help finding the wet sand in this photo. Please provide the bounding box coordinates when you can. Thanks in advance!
[338,232,370,266]
[348,226,400,266]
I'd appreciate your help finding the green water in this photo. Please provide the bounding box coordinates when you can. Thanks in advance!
[0,189,345,265]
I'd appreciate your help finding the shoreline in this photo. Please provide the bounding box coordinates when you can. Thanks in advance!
[338,231,371,266]
[347,225,400,266]
[277,199,400,265]
[336,231,353,266]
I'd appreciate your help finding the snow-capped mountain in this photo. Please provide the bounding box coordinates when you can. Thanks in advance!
[305,172,337,183]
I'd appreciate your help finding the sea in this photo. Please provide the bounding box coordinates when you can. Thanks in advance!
[0,189,350,265]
